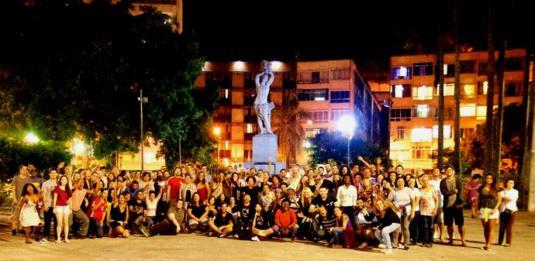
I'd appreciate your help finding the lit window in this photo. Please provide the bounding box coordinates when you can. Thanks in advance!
[464,84,476,98]
[225,141,230,150]
[435,83,454,96]
[394,84,404,98]
[433,125,452,138]
[476,106,487,119]
[460,103,476,117]
[411,127,432,142]
[416,104,430,118]
[224,89,229,99]
[414,85,433,100]
[443,64,448,75]
[246,123,253,133]
[399,66,408,77]
[483,81,488,95]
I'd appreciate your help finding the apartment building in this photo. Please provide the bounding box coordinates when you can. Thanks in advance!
[297,60,386,145]
[389,49,527,170]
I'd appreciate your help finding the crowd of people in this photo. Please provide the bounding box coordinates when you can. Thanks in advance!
[9,158,519,254]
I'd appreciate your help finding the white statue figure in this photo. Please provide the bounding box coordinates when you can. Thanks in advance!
[254,60,275,134]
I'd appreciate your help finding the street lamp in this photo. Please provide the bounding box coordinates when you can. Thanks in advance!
[336,114,356,166]
[23,132,40,144]
[138,89,148,174]
[213,127,222,166]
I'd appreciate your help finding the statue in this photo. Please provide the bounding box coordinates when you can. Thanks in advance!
[254,60,275,134]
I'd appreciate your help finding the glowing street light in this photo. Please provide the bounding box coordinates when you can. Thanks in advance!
[24,132,40,144]
[303,140,312,149]
[336,114,357,166]
[72,139,86,155]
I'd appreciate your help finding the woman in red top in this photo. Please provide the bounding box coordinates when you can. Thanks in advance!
[53,175,72,242]
[195,172,211,204]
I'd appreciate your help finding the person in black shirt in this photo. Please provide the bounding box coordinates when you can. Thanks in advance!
[128,191,146,234]
[252,204,274,240]
[311,187,335,217]
[208,202,234,237]
[238,176,262,206]
[236,194,256,240]
[374,200,401,254]
[187,193,208,232]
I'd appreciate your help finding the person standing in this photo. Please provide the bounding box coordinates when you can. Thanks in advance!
[18,184,42,243]
[11,165,31,236]
[41,169,58,242]
[53,175,72,242]
[498,178,518,247]
[71,179,90,238]
[419,175,438,247]
[473,174,501,251]
[440,166,466,246]
[336,174,358,222]
[429,168,444,241]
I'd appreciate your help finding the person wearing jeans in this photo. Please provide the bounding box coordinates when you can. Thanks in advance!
[41,170,58,242]
[498,178,518,246]
[374,200,401,255]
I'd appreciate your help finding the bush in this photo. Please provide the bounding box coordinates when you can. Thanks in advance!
[0,136,72,182]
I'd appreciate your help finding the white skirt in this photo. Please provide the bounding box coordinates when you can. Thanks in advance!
[19,204,40,227]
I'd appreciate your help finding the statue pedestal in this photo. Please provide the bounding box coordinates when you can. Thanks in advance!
[245,134,285,174]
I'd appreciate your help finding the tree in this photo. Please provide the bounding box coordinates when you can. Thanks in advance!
[453,0,462,175]
[273,89,304,166]
[484,0,496,176]
[0,1,216,168]
[310,130,387,167]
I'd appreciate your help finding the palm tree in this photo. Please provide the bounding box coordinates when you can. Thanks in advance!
[453,0,462,175]
[437,30,446,171]
[273,89,305,166]
[484,0,496,176]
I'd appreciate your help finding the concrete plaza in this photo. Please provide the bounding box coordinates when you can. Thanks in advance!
[1,211,535,261]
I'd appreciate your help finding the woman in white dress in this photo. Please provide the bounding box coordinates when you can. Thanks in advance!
[18,183,42,244]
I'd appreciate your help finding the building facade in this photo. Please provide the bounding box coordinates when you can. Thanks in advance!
[389,49,527,170]
[296,60,386,145]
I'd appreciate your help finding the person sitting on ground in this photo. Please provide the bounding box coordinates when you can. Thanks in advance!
[236,194,256,240]
[354,198,376,249]
[167,199,187,234]
[208,202,234,238]
[108,193,130,238]
[187,192,209,232]
[274,199,298,241]
[252,204,274,241]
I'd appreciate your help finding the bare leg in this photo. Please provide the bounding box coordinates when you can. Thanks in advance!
[64,211,70,242]
[458,225,466,246]
[56,212,64,242]
[24,227,31,243]
[487,220,496,250]
[168,213,180,233]
[447,225,454,244]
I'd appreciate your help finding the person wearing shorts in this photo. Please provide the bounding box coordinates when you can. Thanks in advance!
[440,167,466,246]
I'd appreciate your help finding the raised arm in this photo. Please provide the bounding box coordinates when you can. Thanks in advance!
[357,156,371,168]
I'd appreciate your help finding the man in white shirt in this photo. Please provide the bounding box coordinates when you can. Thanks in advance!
[41,169,58,242]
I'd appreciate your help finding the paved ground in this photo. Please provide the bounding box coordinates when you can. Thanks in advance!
[1,210,535,261]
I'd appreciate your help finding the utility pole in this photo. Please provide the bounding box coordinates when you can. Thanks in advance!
[138,89,148,174]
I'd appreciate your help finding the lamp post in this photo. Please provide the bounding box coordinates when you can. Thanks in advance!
[337,115,356,167]
[213,127,222,166]
[138,89,148,174]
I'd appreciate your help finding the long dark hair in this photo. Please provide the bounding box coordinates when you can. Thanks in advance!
[21,183,38,197]
[58,175,72,196]
[479,174,497,195]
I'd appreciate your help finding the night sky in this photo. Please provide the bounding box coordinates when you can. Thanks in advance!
[186,0,534,78]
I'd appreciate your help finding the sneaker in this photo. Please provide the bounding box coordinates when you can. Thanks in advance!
[251,236,260,241]
[139,226,150,237]
[378,243,386,249]
[39,238,49,243]
[382,249,393,255]
[357,242,368,249]
[398,244,409,250]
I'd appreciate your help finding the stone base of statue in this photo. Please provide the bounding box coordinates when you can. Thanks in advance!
[244,134,285,175]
